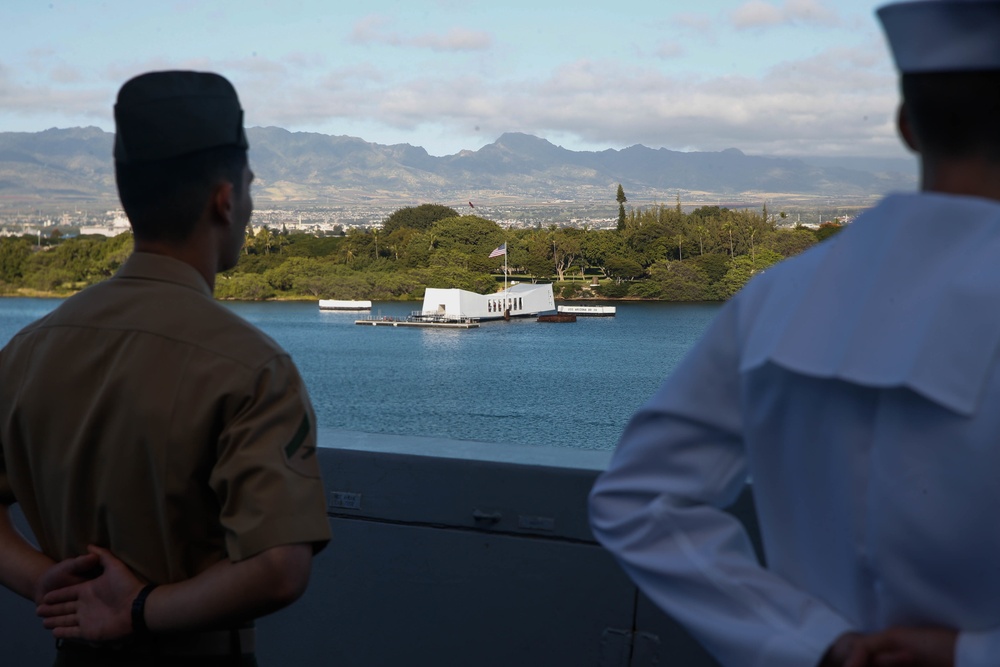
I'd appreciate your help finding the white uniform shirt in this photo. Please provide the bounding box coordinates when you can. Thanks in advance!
[589,192,1000,667]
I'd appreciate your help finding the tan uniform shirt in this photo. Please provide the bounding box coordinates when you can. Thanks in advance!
[0,252,330,584]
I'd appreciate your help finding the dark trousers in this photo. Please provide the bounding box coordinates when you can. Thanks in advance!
[54,645,258,667]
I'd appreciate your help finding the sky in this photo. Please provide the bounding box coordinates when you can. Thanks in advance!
[2,0,912,159]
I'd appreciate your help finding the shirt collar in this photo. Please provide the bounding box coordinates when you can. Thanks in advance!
[115,252,213,298]
[740,192,1000,416]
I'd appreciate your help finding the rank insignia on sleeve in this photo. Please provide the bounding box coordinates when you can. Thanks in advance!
[282,414,318,476]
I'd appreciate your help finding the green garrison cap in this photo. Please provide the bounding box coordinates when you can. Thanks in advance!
[113,71,249,164]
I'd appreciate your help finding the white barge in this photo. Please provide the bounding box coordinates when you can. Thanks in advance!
[320,299,373,311]
[557,305,616,317]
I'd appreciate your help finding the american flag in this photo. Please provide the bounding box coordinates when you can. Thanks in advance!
[489,243,506,258]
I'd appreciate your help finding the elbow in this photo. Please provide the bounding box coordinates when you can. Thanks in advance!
[588,480,617,546]
[258,544,313,609]
[588,475,654,551]
[269,571,309,609]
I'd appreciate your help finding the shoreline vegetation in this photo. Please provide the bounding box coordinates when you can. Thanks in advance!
[0,201,843,302]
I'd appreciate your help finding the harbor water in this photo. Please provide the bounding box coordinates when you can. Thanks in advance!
[0,298,720,451]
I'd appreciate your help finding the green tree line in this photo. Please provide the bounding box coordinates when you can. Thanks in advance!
[0,202,843,301]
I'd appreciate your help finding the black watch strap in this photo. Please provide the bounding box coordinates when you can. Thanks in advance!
[130,583,158,637]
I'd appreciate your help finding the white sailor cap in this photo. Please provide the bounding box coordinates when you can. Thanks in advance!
[878,0,1000,73]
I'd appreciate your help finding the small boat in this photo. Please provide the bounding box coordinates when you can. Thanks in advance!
[537,313,576,323]
[319,299,372,311]
[557,305,616,317]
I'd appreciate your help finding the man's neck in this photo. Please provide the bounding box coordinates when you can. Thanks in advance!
[132,236,218,291]
[921,156,1000,203]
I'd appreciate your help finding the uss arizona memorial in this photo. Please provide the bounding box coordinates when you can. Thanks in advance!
[421,283,556,321]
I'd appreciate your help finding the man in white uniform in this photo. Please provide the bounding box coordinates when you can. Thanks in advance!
[589,2,1000,666]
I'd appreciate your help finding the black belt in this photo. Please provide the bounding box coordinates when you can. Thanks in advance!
[57,627,256,656]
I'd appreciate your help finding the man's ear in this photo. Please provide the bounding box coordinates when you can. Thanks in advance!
[897,103,920,153]
[210,180,235,226]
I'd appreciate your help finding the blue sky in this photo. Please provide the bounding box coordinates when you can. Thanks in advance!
[2,0,908,158]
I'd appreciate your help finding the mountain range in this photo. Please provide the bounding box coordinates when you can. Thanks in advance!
[0,127,917,206]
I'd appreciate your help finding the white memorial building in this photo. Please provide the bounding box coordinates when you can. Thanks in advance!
[419,283,555,321]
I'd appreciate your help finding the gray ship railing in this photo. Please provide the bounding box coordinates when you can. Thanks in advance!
[0,431,761,666]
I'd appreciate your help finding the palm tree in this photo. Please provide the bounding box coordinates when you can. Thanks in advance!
[695,224,708,255]
[255,227,273,255]
[721,220,735,258]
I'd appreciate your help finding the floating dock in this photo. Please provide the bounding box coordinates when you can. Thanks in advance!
[356,316,479,329]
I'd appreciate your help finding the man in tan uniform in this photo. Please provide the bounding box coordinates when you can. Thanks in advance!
[0,71,331,665]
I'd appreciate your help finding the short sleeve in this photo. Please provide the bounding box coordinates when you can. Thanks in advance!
[210,355,331,561]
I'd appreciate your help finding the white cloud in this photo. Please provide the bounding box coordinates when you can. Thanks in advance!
[350,15,394,45]
[732,0,839,30]
[0,41,905,160]
[0,64,112,126]
[786,0,839,25]
[283,52,328,70]
[671,12,714,32]
[229,43,903,158]
[732,1,784,28]
[350,14,492,52]
[654,41,684,59]
[49,65,84,84]
[411,28,492,52]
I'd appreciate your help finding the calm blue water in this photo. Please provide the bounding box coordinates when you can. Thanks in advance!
[0,298,720,450]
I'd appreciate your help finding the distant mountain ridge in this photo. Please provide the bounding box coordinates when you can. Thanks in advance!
[0,127,917,204]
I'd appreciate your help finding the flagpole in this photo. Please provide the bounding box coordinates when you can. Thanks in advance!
[504,241,508,295]
[488,240,509,316]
